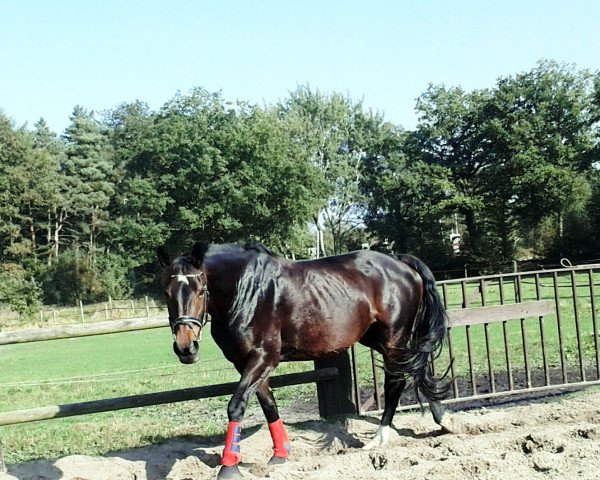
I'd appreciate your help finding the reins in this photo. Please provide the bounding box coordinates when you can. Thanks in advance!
[169,272,210,340]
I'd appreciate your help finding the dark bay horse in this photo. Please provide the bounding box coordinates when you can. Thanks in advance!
[158,241,460,478]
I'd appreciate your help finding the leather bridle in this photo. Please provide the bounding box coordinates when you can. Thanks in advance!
[169,272,209,340]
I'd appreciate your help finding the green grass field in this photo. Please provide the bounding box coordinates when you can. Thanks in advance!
[0,329,315,464]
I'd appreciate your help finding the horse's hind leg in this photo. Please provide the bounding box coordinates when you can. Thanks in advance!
[256,380,291,464]
[363,371,406,450]
[256,379,279,423]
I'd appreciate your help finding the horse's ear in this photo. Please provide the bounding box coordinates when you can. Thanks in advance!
[157,246,171,268]
[190,240,210,268]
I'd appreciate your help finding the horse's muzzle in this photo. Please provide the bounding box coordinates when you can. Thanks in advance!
[173,340,199,364]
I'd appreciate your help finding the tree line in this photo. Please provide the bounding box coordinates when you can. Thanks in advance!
[1,60,599,315]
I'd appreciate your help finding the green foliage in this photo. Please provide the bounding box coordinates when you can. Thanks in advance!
[62,106,115,260]
[0,60,599,315]
[364,61,599,266]
[41,250,132,304]
[277,86,386,254]
[0,263,42,317]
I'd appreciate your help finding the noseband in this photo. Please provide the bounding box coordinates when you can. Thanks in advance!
[170,272,210,340]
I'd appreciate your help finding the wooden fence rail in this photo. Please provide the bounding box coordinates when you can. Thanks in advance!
[0,317,168,345]
[0,367,338,427]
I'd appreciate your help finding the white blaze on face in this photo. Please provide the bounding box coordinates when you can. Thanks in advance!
[177,275,190,285]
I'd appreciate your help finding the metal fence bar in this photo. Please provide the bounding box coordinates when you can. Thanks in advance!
[535,273,550,386]
[553,272,568,383]
[461,280,468,309]
[385,379,600,415]
[437,263,600,285]
[446,328,459,398]
[441,283,459,398]
[589,269,600,379]
[516,275,532,388]
[465,325,476,395]
[350,346,362,414]
[570,270,586,382]
[480,278,495,394]
[460,280,477,396]
[498,277,514,391]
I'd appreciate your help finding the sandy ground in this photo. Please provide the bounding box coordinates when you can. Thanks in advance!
[2,388,600,480]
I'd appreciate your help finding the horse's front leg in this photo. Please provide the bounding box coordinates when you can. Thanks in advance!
[218,351,276,479]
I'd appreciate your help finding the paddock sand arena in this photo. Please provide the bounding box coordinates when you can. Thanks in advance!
[3,388,599,480]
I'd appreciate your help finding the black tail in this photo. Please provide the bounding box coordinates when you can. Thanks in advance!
[397,254,450,402]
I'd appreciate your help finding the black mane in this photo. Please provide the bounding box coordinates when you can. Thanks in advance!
[175,242,276,271]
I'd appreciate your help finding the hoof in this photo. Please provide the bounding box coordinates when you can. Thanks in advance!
[217,464,243,479]
[362,425,390,450]
[267,455,288,466]
[440,416,466,434]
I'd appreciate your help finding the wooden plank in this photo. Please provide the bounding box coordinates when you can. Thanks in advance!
[0,368,338,426]
[447,300,555,328]
[0,317,168,345]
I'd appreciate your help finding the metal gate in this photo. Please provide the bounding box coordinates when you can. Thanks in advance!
[352,264,600,413]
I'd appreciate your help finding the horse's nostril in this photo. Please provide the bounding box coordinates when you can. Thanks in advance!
[173,341,198,358]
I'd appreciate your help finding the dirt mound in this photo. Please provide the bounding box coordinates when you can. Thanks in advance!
[4,389,600,480]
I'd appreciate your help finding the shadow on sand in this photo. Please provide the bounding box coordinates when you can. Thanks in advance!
[7,425,263,480]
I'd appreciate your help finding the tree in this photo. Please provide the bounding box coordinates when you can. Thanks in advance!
[278,86,386,254]
[226,105,327,252]
[106,101,171,275]
[0,113,33,262]
[62,106,115,263]
[412,84,493,259]
[485,61,597,258]
[110,90,326,262]
[409,61,598,263]
[361,129,456,264]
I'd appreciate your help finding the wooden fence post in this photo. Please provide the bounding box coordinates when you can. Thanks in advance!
[314,350,356,418]
[79,301,85,324]
[145,296,150,317]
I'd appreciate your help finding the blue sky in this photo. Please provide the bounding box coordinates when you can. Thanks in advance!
[2,0,599,135]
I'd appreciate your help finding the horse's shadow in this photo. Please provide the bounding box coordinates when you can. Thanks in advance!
[284,414,444,454]
[6,426,263,480]
[5,418,446,480]
[108,424,264,480]
[7,458,62,480]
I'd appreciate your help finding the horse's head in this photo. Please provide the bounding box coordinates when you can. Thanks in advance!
[157,241,210,364]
